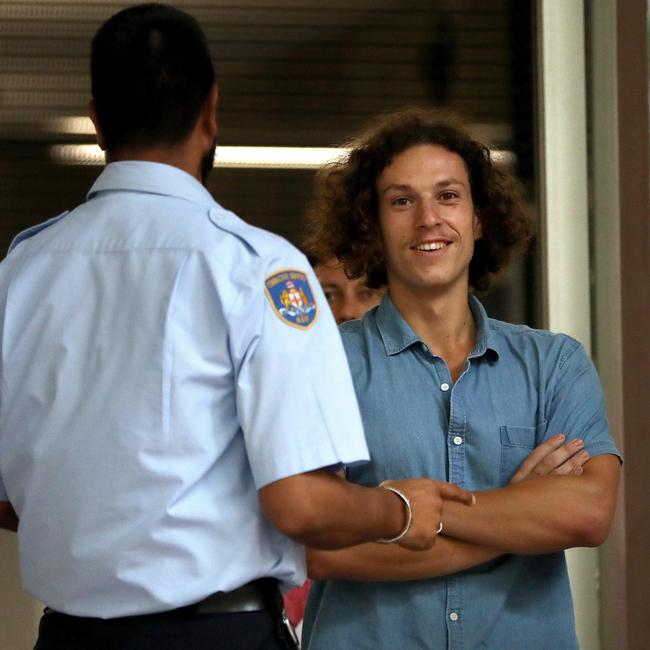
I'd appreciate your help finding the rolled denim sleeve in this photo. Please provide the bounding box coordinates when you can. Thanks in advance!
[545,338,622,460]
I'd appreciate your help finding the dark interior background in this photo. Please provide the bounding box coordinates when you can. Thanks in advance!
[0,0,537,325]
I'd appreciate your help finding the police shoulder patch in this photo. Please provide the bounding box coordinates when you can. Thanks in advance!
[264,269,318,330]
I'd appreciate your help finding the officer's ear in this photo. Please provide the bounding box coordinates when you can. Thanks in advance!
[199,84,219,143]
[88,99,106,151]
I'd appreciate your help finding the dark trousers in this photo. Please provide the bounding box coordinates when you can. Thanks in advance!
[34,607,283,650]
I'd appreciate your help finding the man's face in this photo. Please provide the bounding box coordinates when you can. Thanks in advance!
[376,144,480,299]
[315,259,384,325]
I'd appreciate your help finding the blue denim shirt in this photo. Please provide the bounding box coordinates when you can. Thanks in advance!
[303,294,620,650]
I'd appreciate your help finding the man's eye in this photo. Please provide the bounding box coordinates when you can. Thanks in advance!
[439,191,459,201]
[359,290,379,301]
[324,291,338,304]
[392,197,412,207]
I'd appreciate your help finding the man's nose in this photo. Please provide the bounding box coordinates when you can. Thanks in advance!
[416,200,441,227]
[335,296,363,324]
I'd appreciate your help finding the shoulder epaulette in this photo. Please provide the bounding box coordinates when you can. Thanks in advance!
[207,207,287,258]
[8,211,70,253]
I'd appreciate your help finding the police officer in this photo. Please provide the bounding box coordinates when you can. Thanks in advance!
[0,5,473,649]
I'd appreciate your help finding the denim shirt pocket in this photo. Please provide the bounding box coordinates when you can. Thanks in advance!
[499,425,537,485]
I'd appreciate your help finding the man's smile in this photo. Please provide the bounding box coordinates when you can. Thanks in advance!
[412,240,451,252]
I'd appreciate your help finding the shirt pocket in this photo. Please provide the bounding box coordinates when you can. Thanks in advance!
[499,425,537,485]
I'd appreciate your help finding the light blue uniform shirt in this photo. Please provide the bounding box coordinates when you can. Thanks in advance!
[304,293,620,650]
[0,161,369,618]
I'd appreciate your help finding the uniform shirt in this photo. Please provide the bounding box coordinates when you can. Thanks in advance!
[304,293,620,650]
[0,161,369,618]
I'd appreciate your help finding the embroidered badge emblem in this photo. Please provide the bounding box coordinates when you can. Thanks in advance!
[265,269,318,329]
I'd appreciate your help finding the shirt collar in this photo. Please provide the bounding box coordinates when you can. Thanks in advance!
[376,292,500,359]
[87,161,217,208]
[375,294,421,355]
[468,295,501,359]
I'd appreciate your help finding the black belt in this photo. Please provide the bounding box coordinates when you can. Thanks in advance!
[196,579,299,648]
[46,579,274,619]
[194,579,270,614]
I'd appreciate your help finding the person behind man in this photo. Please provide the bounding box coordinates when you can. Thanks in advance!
[302,108,621,649]
[313,257,384,325]
[0,11,475,650]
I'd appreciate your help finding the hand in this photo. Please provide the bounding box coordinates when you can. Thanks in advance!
[382,478,474,550]
[510,434,590,484]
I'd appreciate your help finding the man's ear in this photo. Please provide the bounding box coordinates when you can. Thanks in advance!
[473,212,482,240]
[88,100,106,151]
[201,84,218,142]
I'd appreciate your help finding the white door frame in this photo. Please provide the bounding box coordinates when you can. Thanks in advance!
[536,2,600,649]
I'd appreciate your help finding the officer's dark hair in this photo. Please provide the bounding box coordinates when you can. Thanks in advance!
[304,107,532,292]
[90,3,216,152]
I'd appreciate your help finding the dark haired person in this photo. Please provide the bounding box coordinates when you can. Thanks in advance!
[313,257,385,325]
[0,10,475,650]
[302,108,621,650]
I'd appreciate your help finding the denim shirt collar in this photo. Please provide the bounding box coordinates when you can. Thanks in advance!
[87,161,217,208]
[376,292,500,359]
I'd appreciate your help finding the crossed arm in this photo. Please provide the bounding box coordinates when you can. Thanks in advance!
[308,436,620,582]
[440,453,619,555]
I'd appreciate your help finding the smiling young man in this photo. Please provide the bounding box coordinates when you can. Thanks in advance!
[302,108,621,650]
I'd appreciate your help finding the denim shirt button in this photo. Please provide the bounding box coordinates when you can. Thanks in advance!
[452,435,463,446]
[440,382,450,391]
[449,611,459,622]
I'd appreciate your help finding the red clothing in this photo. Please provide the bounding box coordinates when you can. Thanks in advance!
[283,580,311,626]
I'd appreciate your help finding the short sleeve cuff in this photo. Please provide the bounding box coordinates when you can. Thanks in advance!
[585,442,623,463]
[251,438,370,489]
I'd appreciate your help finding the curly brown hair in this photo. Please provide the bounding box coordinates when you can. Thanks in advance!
[304,107,533,292]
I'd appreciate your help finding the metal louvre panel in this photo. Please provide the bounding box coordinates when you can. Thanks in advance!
[0,0,527,253]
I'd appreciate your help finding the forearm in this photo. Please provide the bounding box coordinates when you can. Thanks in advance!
[259,470,406,549]
[0,501,18,531]
[442,455,620,554]
[307,536,501,581]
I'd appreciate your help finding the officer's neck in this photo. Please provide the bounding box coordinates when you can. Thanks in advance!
[106,140,203,182]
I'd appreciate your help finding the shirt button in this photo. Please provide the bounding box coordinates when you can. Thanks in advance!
[440,382,450,391]
[449,611,459,622]
[453,436,463,446]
